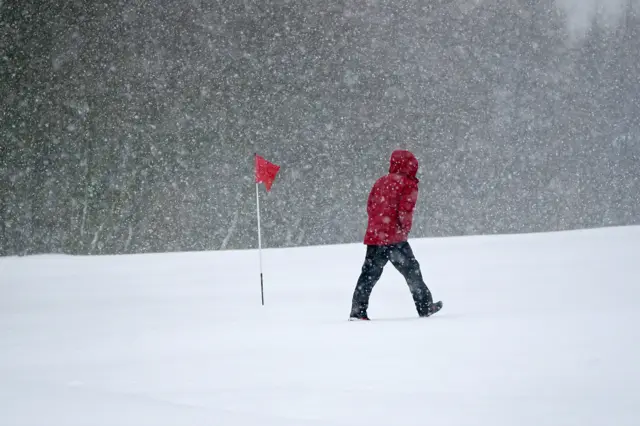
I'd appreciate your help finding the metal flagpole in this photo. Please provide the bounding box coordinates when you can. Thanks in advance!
[256,182,264,305]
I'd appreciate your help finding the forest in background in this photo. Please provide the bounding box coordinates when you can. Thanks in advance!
[1,0,639,256]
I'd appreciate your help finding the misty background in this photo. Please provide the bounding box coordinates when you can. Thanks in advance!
[1,0,639,256]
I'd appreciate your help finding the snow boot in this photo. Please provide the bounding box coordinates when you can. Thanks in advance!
[419,300,443,318]
[349,313,370,321]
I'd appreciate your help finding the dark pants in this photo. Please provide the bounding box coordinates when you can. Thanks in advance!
[350,242,433,317]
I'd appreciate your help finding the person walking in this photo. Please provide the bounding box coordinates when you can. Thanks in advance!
[349,150,442,321]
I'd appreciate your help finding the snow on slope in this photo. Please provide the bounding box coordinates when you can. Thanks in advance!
[1,226,639,426]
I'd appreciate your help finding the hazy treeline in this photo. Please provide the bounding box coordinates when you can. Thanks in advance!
[1,0,639,256]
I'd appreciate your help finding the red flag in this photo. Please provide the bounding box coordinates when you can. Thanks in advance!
[255,154,280,191]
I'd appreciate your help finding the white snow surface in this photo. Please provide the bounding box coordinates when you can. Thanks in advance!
[1,226,640,426]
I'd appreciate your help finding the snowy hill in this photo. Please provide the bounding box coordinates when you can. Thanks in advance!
[1,226,639,426]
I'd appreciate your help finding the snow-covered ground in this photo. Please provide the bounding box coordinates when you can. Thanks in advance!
[1,226,639,426]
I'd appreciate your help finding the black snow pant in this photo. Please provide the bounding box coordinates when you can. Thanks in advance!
[350,242,433,318]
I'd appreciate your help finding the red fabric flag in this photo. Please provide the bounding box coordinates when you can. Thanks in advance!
[255,154,280,191]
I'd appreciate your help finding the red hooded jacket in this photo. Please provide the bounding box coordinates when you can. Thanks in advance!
[363,150,420,246]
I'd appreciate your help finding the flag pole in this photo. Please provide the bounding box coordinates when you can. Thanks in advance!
[255,152,279,306]
[255,180,264,306]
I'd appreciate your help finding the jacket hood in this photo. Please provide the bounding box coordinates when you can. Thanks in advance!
[389,150,419,179]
